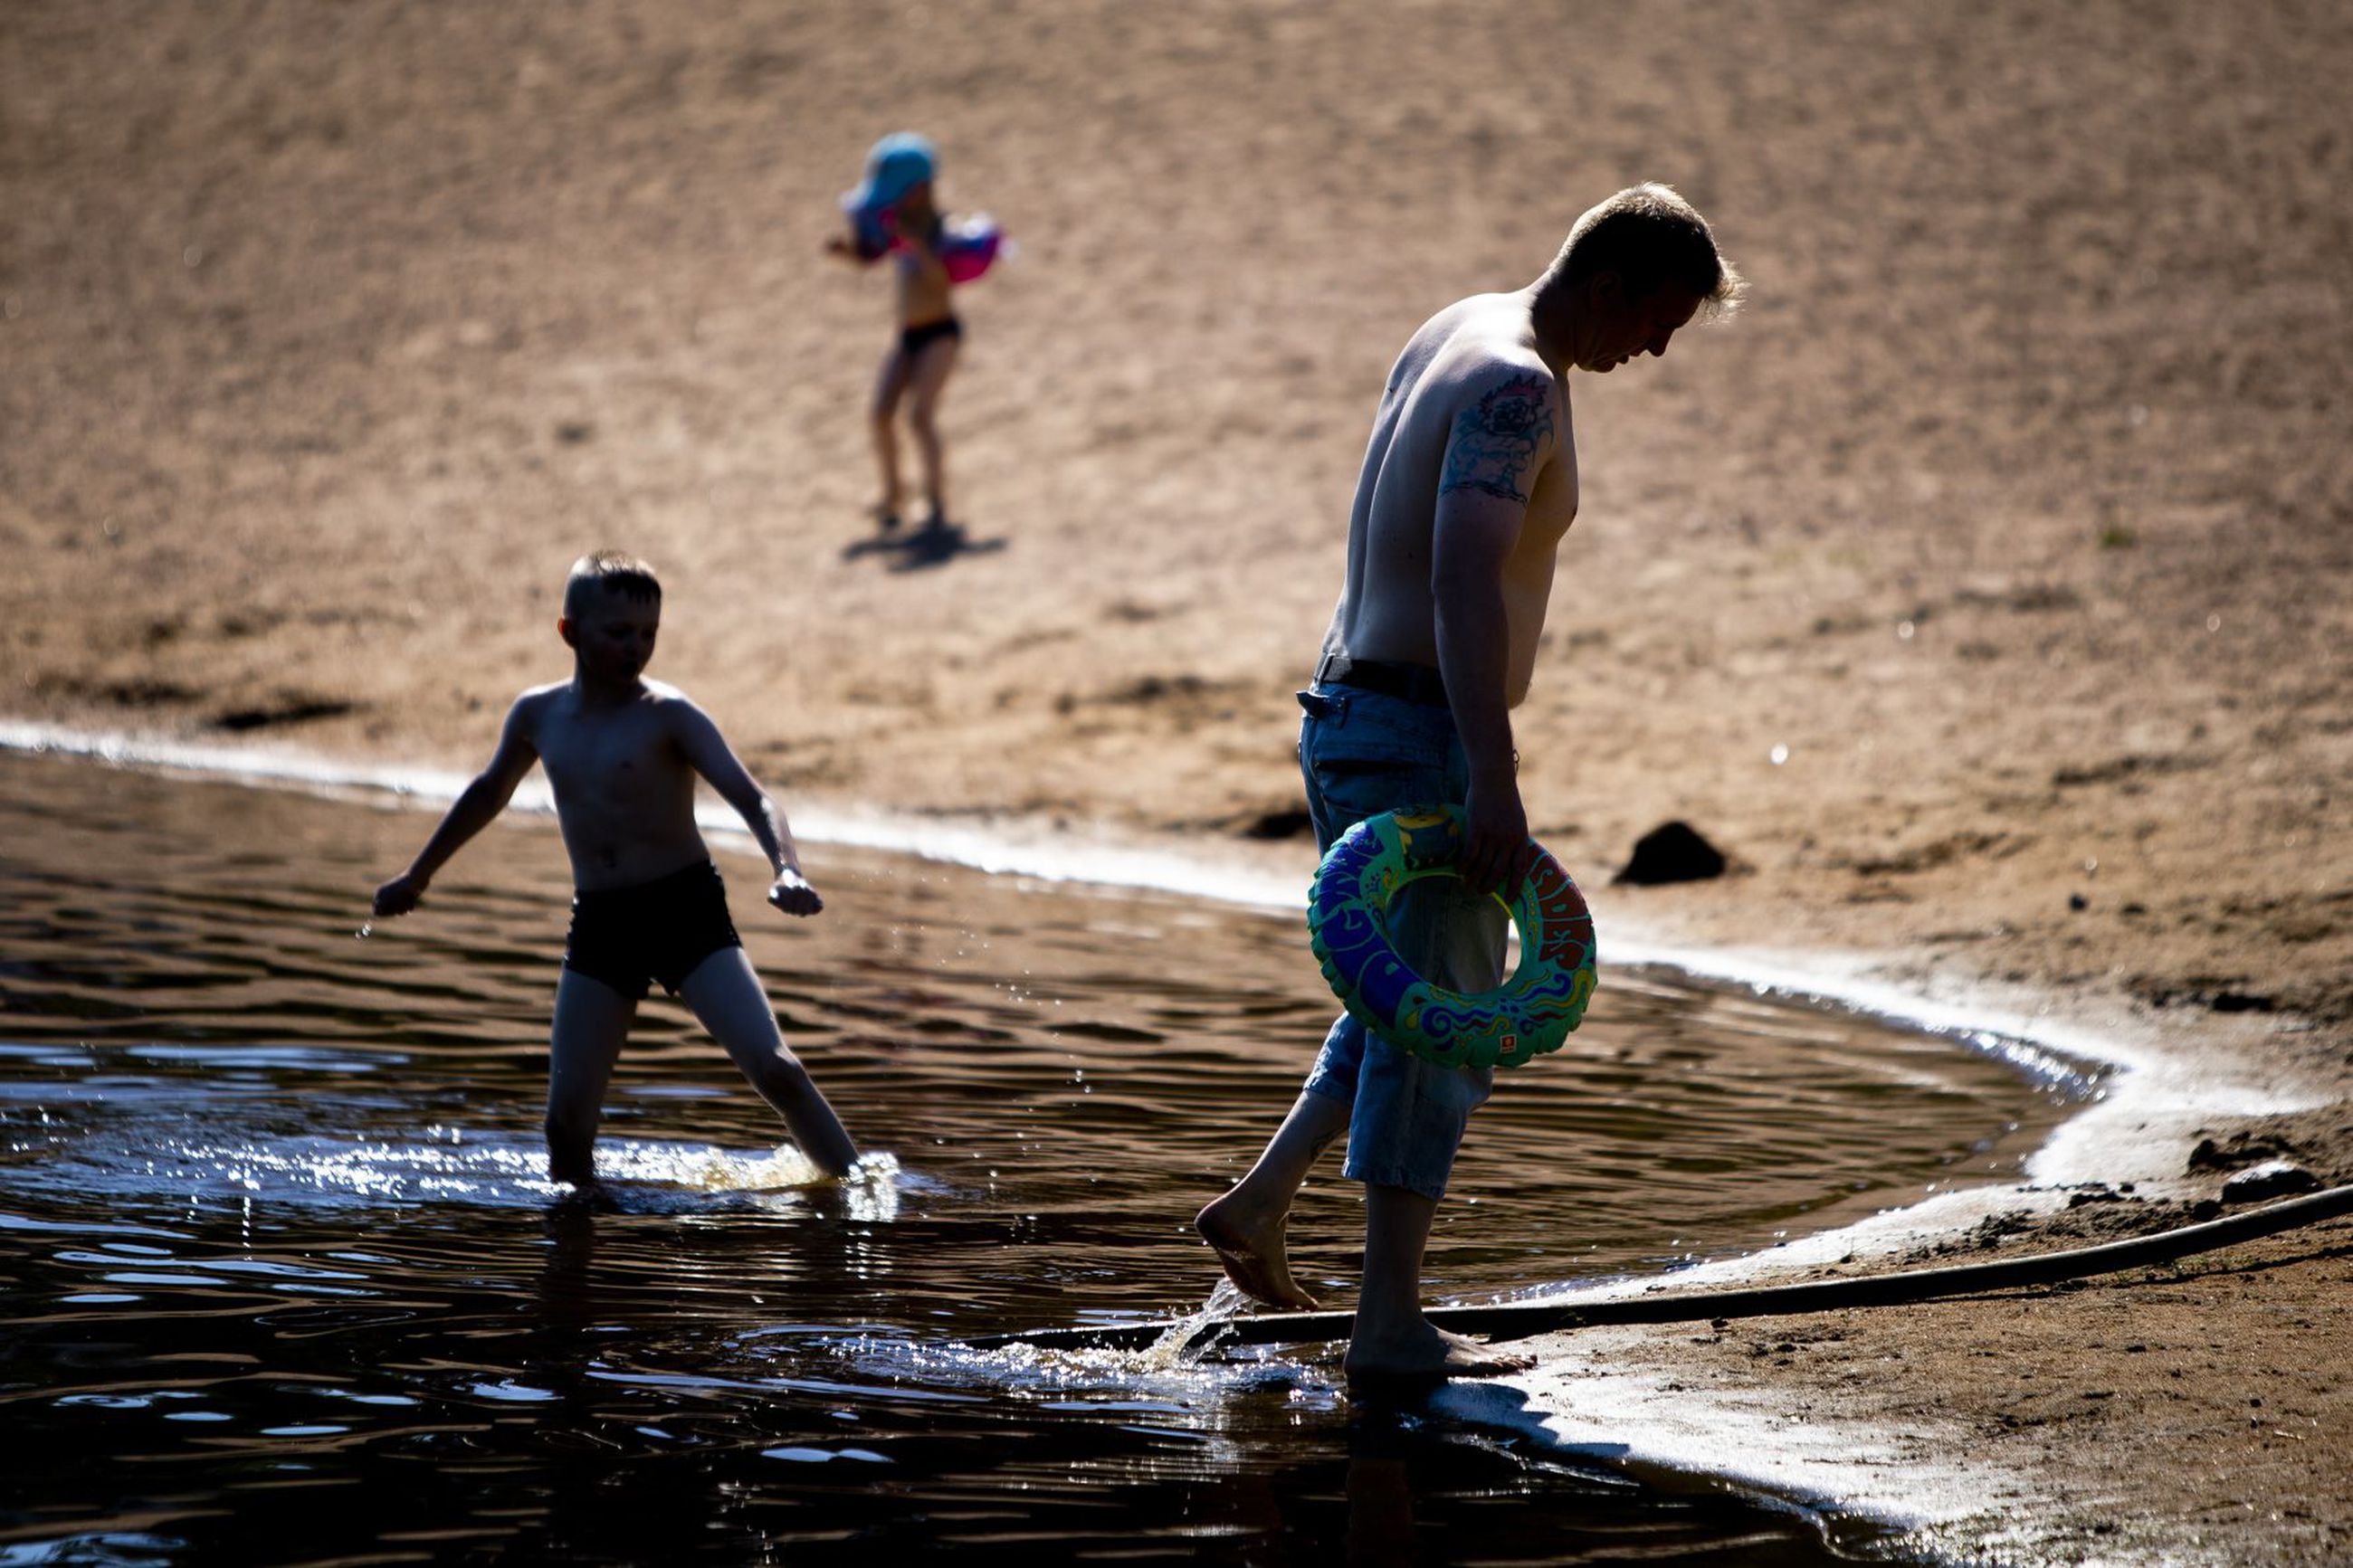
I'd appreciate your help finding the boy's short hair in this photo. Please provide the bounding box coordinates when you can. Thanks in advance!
[563,551,662,619]
[1552,183,1745,320]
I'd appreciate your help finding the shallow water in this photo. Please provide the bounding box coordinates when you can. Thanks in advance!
[0,753,2085,1563]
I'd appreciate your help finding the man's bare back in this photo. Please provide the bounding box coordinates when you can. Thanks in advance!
[1200,185,1739,1380]
[1324,290,1577,709]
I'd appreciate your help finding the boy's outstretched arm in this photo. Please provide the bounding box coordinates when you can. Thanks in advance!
[373,698,541,917]
[670,700,822,917]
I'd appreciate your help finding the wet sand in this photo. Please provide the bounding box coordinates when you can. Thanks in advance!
[5,2,2350,1560]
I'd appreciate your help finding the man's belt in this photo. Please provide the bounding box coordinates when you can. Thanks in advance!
[1313,652,1450,708]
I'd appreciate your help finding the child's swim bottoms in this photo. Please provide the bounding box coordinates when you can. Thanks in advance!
[898,316,962,358]
[563,860,742,1001]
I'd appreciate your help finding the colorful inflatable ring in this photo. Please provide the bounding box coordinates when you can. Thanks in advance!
[1308,804,1597,1069]
[841,206,1004,283]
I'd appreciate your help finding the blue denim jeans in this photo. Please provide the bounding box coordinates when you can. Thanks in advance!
[1297,683,1504,1201]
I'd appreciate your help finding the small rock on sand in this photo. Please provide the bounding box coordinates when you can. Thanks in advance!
[2219,1160,2323,1205]
[1615,821,1729,886]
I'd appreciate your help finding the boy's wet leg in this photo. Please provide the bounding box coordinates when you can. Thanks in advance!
[547,968,635,1189]
[1196,1087,1349,1311]
[680,946,859,1177]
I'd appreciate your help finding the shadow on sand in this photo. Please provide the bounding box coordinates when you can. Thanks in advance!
[842,517,1008,572]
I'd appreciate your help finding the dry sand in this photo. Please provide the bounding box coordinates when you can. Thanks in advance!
[5,3,2349,1560]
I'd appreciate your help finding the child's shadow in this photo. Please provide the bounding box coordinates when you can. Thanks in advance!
[842,516,1008,573]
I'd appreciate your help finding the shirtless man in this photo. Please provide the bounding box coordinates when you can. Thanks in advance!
[1197,185,1742,1381]
[373,551,859,1189]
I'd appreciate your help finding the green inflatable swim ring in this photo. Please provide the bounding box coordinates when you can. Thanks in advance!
[1307,804,1598,1069]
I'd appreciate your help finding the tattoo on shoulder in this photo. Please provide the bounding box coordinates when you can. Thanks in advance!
[1438,375,1556,504]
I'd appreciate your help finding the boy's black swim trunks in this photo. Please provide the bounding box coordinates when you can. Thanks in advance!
[563,860,741,1001]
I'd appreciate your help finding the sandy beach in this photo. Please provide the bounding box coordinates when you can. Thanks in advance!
[6,2,2349,1559]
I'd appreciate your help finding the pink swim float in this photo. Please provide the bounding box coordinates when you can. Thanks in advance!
[938,215,1004,283]
[844,206,1004,284]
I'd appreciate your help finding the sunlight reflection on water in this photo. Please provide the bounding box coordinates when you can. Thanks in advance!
[0,752,2090,1563]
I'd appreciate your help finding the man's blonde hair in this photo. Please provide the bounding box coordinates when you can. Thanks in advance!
[562,550,662,619]
[1551,183,1745,320]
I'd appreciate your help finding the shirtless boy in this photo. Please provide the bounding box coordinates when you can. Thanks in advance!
[372,552,859,1188]
[1196,185,1742,1381]
[828,131,964,532]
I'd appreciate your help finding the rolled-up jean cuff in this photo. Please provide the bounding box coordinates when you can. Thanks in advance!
[1340,1161,1455,1202]
[1339,1050,1482,1202]
[1301,1011,1365,1104]
[1301,1069,1356,1104]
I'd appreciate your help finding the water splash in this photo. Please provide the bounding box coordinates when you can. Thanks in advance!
[12,1130,909,1216]
[1135,1278,1251,1371]
[834,1315,1333,1410]
[833,1278,1302,1402]
[842,1152,903,1222]
[638,1141,831,1193]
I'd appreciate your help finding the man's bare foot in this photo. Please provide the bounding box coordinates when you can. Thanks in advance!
[1196,1192,1320,1311]
[1343,1323,1534,1384]
[870,499,902,532]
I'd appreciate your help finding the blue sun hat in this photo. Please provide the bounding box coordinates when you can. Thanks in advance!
[843,131,938,217]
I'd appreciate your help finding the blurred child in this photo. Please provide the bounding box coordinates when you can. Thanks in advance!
[828,131,999,532]
[372,552,859,1189]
